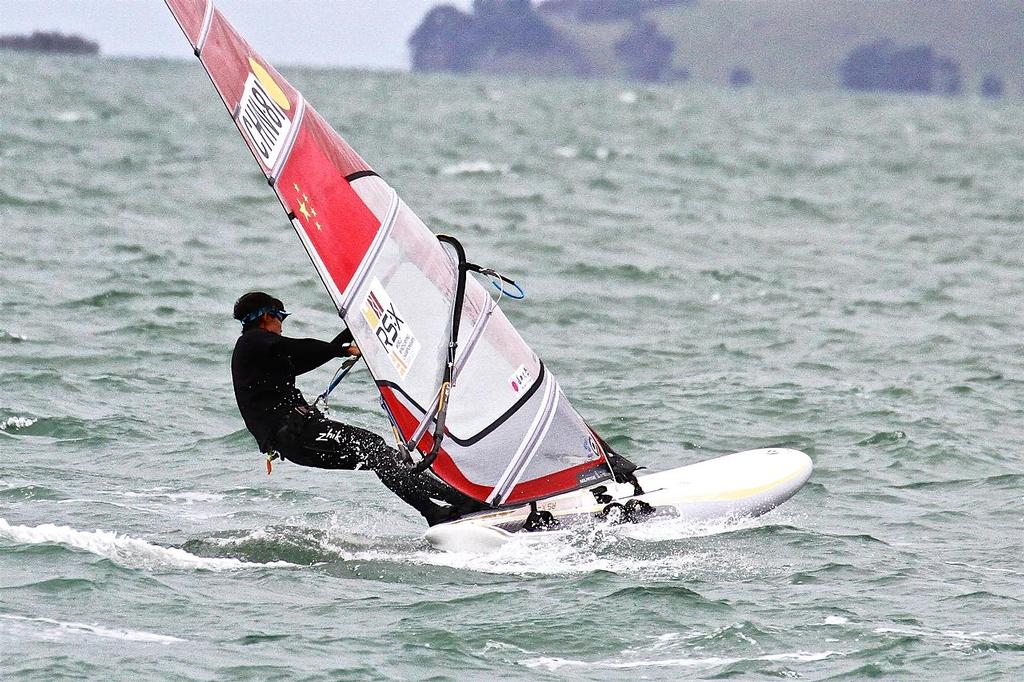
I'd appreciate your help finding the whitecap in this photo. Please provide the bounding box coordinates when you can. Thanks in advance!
[520,650,841,671]
[618,90,638,104]
[874,624,1024,649]
[400,526,710,577]
[0,518,296,571]
[53,110,95,124]
[824,615,849,625]
[0,615,185,644]
[56,498,167,516]
[0,416,37,431]
[554,146,579,159]
[521,654,732,670]
[203,527,275,547]
[761,651,842,662]
[440,161,510,176]
[102,489,224,504]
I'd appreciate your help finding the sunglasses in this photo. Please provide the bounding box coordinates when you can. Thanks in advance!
[241,307,291,325]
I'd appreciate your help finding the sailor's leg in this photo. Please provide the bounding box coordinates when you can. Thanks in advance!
[279,415,471,524]
[276,416,369,470]
[364,446,486,526]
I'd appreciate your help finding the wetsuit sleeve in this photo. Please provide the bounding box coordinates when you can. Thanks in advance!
[278,336,344,375]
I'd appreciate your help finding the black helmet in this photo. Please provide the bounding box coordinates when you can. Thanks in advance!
[233,291,288,328]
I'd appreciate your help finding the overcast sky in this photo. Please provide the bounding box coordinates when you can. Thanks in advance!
[1,1,475,69]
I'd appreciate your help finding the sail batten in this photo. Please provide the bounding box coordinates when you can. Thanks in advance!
[195,0,215,54]
[164,0,614,506]
[269,95,306,183]
[339,189,400,316]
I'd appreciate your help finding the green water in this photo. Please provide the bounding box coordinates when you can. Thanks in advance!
[1,53,1022,680]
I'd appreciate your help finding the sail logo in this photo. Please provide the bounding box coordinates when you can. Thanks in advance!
[361,278,421,378]
[509,365,533,394]
[237,71,292,169]
[577,467,607,487]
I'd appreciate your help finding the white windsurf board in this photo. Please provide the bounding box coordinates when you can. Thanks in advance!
[425,447,812,553]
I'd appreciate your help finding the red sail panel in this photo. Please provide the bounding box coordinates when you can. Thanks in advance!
[165,0,372,179]
[305,108,374,180]
[165,0,376,293]
[378,385,495,501]
[502,461,610,505]
[275,122,378,296]
[163,0,205,44]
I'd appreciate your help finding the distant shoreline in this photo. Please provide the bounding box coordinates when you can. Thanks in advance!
[0,31,100,56]
[409,0,1020,98]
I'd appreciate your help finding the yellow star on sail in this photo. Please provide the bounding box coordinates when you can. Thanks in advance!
[293,184,319,226]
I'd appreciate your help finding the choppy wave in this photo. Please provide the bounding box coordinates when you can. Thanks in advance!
[0,518,295,572]
[4,56,1024,679]
[484,631,842,674]
[519,649,841,672]
[0,615,184,644]
[872,625,1024,653]
[0,188,63,208]
[0,329,28,342]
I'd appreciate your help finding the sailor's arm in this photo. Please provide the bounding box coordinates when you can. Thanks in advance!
[281,329,356,375]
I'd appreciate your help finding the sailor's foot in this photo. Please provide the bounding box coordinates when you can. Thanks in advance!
[600,498,655,524]
[423,504,459,527]
[523,507,560,532]
[622,498,655,522]
[423,498,489,527]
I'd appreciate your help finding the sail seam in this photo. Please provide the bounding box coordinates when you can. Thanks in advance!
[510,385,563,497]
[338,189,400,315]
[269,94,305,183]
[454,297,498,377]
[487,379,549,503]
[345,170,379,182]
[407,295,498,446]
[487,375,558,505]
[502,384,561,502]
[195,0,216,55]
[489,377,557,504]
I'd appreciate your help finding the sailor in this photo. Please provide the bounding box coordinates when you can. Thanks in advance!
[230,291,479,526]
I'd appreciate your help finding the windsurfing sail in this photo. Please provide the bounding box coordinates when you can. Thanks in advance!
[164,0,613,506]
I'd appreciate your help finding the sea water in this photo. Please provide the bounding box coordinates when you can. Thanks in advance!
[1,54,1022,680]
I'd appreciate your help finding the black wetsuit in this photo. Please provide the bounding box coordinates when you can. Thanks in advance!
[231,327,349,453]
[231,327,478,525]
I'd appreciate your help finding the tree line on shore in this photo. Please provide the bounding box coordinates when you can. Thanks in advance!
[0,31,99,56]
[410,0,1012,98]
